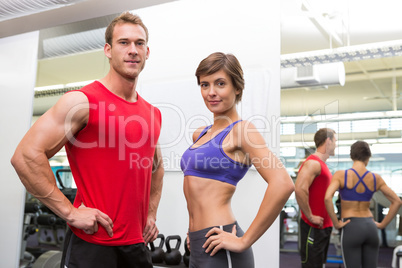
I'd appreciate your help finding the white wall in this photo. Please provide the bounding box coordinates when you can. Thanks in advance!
[136,0,281,266]
[0,31,38,268]
[0,0,280,267]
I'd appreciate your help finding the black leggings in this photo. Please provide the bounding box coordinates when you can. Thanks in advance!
[341,217,379,268]
[188,222,254,268]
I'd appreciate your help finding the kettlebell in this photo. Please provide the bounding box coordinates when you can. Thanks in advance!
[149,234,165,264]
[164,235,182,265]
[183,237,190,267]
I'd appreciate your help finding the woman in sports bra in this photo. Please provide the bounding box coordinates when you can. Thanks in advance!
[180,52,294,268]
[324,141,401,268]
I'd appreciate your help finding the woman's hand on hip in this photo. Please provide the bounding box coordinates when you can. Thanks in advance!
[203,225,247,256]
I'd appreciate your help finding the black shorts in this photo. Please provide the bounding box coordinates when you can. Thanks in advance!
[60,228,152,268]
[299,219,332,268]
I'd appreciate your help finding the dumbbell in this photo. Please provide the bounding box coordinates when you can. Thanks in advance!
[37,214,56,226]
[149,234,165,264]
[164,235,182,265]
[23,225,38,240]
[183,237,190,267]
[24,201,40,213]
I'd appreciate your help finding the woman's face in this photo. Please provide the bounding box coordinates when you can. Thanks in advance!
[199,69,240,115]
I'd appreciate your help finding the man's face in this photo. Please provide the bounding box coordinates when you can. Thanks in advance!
[327,134,337,156]
[105,22,150,80]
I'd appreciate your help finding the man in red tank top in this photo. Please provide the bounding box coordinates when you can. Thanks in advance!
[295,128,337,268]
[11,12,164,267]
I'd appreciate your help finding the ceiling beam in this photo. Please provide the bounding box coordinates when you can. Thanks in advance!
[355,61,392,106]
[392,70,398,111]
[346,69,402,82]
[301,0,343,47]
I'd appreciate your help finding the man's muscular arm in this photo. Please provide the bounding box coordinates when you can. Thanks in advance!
[143,144,164,243]
[295,160,324,227]
[11,92,113,236]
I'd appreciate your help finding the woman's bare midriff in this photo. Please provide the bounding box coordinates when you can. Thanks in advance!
[340,199,373,219]
[184,175,237,232]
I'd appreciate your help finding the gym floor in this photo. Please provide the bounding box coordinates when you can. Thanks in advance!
[153,241,395,267]
[25,229,395,267]
[280,241,395,268]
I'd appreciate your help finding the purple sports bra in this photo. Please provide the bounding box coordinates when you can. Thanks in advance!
[180,120,251,186]
[339,168,377,202]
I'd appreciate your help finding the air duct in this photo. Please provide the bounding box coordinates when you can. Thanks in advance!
[42,28,105,58]
[0,0,87,22]
[281,62,345,89]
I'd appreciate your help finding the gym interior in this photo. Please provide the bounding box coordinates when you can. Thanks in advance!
[1,0,401,267]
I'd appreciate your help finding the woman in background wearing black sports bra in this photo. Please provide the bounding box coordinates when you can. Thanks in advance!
[324,141,401,268]
[180,52,294,268]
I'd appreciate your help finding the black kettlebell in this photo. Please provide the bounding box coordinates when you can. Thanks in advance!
[164,235,182,265]
[149,234,165,264]
[183,237,190,267]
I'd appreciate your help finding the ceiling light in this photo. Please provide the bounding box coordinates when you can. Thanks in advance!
[326,157,385,163]
[377,138,402,144]
[34,84,64,92]
[65,80,95,87]
[281,40,402,68]
[0,0,87,22]
[34,80,94,98]
[281,110,402,124]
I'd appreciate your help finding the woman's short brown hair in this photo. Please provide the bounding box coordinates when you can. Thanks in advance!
[195,52,245,104]
[350,141,372,162]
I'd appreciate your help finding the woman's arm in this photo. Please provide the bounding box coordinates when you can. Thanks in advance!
[324,171,350,229]
[375,174,402,229]
[204,121,294,255]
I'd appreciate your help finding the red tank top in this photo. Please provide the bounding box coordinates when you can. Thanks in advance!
[65,81,162,246]
[299,155,333,228]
